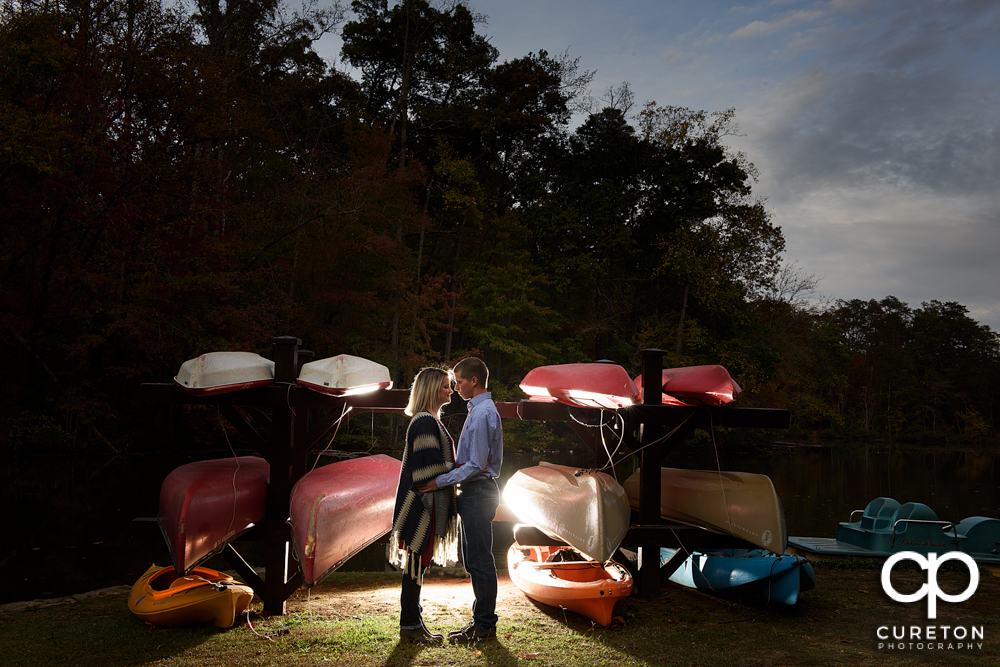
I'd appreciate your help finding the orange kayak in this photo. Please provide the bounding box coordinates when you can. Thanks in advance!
[128,564,254,628]
[507,541,633,627]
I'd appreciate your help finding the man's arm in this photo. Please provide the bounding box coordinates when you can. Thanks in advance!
[417,411,492,492]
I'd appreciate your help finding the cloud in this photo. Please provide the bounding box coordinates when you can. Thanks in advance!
[721,0,1000,327]
[729,8,831,40]
[777,187,1000,320]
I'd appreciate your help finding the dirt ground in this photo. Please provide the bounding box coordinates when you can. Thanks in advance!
[281,569,543,628]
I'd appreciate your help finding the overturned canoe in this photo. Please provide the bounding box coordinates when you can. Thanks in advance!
[507,540,633,627]
[289,454,401,586]
[297,354,393,396]
[158,456,270,574]
[174,351,274,396]
[634,365,741,406]
[622,467,787,554]
[128,563,255,628]
[659,548,814,605]
[519,363,638,409]
[502,462,630,562]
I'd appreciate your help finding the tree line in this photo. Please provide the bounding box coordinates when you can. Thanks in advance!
[2,0,997,454]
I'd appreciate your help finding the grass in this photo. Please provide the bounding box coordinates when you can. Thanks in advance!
[2,563,997,666]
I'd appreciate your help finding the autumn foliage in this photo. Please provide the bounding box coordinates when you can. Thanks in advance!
[1,0,997,453]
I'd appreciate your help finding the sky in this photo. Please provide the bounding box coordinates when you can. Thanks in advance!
[316,0,1000,330]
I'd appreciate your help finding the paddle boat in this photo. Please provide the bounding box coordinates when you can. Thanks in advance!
[297,354,393,396]
[656,548,814,606]
[288,454,402,586]
[174,351,274,396]
[507,525,633,626]
[788,497,1000,568]
[502,462,631,563]
[158,456,270,574]
[622,467,787,554]
[128,564,255,628]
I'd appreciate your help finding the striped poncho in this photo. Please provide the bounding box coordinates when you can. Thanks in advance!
[390,413,460,581]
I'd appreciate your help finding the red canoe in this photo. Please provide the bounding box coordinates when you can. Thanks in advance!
[634,365,742,406]
[519,363,639,409]
[158,456,270,574]
[289,454,402,586]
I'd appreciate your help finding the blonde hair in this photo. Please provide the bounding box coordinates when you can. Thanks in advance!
[454,356,488,389]
[404,367,454,417]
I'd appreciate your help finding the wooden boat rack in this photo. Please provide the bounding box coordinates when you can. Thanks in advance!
[140,339,789,613]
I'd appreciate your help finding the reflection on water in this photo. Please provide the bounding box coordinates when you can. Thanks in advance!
[2,445,998,605]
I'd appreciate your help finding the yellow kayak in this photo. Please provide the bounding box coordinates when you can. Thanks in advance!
[128,564,254,628]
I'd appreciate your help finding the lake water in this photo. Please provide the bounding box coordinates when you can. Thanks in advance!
[3,444,998,605]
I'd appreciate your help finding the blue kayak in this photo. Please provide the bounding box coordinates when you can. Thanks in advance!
[660,548,816,605]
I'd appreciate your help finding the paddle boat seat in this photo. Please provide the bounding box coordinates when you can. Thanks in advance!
[837,498,958,553]
[790,501,1000,567]
[857,497,901,531]
[955,516,1000,555]
[891,502,939,526]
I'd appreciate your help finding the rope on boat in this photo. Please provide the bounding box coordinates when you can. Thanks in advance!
[310,403,351,471]
[590,410,699,473]
[217,406,243,543]
[707,410,736,567]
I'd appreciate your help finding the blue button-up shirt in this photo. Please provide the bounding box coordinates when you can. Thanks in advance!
[435,392,503,487]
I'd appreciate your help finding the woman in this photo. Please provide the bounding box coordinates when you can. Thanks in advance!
[390,367,460,643]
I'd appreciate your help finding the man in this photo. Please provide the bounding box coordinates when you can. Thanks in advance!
[416,356,503,643]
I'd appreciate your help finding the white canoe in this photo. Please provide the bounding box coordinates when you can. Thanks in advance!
[297,354,393,396]
[623,467,787,554]
[174,352,274,396]
[502,462,630,563]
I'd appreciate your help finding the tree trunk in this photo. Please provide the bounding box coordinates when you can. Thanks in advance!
[397,0,413,170]
[443,232,463,361]
[676,279,689,355]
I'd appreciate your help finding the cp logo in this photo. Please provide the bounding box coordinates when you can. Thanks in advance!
[881,551,979,619]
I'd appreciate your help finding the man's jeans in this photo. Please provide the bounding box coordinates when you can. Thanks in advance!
[457,478,500,630]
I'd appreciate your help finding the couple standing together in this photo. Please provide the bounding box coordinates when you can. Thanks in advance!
[390,357,504,644]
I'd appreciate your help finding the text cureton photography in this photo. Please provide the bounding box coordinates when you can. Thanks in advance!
[877,624,985,651]
[877,551,986,652]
